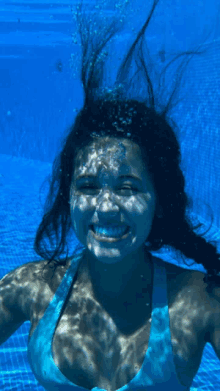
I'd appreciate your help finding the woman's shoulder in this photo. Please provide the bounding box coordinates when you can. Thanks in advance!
[0,259,48,289]
[31,257,73,291]
[0,260,48,325]
[152,256,211,307]
[158,257,216,325]
[1,258,73,321]
[152,255,206,281]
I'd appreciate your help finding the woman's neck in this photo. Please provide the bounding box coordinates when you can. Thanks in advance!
[81,248,153,309]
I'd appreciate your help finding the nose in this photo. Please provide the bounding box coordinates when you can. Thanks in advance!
[95,189,120,217]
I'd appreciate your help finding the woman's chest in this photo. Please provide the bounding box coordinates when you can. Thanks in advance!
[28,262,210,390]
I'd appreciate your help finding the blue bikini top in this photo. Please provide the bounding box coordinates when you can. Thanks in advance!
[27,249,191,390]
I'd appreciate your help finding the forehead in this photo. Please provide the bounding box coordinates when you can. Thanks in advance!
[74,137,146,178]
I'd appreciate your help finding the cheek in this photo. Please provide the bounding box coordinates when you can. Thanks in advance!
[70,194,93,224]
[128,193,155,216]
[134,195,156,236]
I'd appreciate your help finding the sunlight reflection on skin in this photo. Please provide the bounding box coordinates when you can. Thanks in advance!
[69,136,157,301]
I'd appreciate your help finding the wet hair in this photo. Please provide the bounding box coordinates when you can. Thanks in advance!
[34,0,220,293]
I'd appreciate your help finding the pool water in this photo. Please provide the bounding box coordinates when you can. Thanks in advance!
[0,0,220,389]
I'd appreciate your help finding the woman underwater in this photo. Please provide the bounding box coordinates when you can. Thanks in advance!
[0,0,220,390]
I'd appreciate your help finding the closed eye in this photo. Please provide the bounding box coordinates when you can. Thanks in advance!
[79,185,138,191]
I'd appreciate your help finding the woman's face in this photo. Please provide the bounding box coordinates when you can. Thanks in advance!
[70,137,157,265]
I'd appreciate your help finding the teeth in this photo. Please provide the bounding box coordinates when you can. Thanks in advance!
[92,225,128,238]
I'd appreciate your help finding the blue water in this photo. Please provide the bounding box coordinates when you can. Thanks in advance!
[0,0,220,390]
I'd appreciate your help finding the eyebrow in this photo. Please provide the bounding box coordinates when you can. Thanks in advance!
[75,174,142,183]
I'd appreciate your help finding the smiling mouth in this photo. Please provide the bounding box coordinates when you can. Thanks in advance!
[90,225,130,243]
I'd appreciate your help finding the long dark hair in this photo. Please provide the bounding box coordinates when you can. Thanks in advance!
[34,0,220,293]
